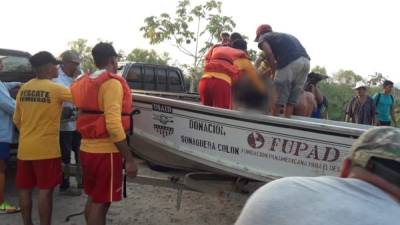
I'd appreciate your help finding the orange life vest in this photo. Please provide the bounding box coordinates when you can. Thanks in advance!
[70,71,133,139]
[204,46,248,82]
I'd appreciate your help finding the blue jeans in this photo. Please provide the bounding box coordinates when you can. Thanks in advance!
[0,143,10,160]
[59,131,81,190]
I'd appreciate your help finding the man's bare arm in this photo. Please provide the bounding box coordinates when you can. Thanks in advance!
[260,42,276,77]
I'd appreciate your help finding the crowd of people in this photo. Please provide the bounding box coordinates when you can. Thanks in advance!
[0,43,137,225]
[199,24,332,119]
[200,25,398,128]
[0,23,399,225]
[345,80,397,126]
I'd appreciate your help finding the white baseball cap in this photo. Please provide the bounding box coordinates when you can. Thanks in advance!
[352,81,368,90]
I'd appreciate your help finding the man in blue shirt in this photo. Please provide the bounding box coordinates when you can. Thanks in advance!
[373,80,397,127]
[255,24,310,118]
[54,50,82,195]
[0,56,20,213]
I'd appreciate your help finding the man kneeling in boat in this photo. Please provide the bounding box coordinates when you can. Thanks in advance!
[199,36,267,109]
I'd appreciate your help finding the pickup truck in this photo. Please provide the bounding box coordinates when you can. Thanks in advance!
[118,62,188,93]
[0,49,189,94]
[0,48,33,82]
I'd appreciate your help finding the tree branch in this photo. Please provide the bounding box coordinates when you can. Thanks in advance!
[173,43,195,57]
[195,35,214,67]
[171,34,195,57]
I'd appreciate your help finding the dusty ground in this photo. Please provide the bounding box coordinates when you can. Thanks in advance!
[1,162,251,225]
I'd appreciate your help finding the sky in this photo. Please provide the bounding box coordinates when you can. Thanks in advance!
[1,0,400,82]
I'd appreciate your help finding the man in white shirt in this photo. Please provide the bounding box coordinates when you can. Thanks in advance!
[235,126,400,225]
[54,50,82,195]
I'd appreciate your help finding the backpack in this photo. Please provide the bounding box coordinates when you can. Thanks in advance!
[375,93,394,107]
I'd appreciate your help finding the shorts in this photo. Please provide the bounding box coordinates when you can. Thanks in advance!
[274,57,310,105]
[16,158,62,189]
[80,151,123,203]
[0,143,10,160]
[198,77,232,109]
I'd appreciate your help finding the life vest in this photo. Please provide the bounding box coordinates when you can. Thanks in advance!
[204,43,230,62]
[204,46,248,82]
[70,71,133,139]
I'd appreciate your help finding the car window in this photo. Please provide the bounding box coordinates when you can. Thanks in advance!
[143,67,155,90]
[156,69,167,91]
[168,70,182,92]
[126,66,142,89]
[0,55,31,73]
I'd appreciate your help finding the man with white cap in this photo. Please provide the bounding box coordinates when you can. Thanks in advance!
[235,126,400,225]
[54,50,82,196]
[345,81,375,125]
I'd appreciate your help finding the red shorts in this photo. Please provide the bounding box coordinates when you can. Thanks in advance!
[80,151,123,203]
[16,158,62,189]
[198,77,232,109]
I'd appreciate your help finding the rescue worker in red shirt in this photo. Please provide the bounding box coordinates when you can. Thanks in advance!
[71,42,137,225]
[199,44,266,109]
[204,32,231,63]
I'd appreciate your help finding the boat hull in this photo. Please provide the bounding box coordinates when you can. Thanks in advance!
[130,94,371,182]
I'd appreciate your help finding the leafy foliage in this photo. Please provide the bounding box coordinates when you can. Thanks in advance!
[367,72,388,86]
[126,49,170,65]
[311,65,327,75]
[140,0,236,91]
[68,39,96,73]
[332,69,364,86]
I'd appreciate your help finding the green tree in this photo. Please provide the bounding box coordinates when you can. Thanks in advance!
[68,38,96,73]
[333,69,364,86]
[118,49,127,61]
[311,65,327,75]
[319,82,354,121]
[126,48,170,65]
[367,72,388,86]
[140,0,236,92]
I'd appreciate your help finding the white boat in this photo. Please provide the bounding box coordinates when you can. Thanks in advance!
[130,92,372,182]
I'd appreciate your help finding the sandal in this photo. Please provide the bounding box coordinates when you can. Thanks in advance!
[0,201,21,214]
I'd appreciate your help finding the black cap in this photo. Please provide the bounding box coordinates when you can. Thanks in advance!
[30,51,61,68]
[92,42,118,59]
[92,42,119,68]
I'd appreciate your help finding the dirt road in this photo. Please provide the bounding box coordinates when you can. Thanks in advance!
[1,164,250,225]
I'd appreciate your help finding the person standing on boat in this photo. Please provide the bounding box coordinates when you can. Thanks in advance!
[204,32,231,64]
[373,80,397,127]
[220,32,231,46]
[255,24,310,118]
[70,42,137,225]
[345,82,375,125]
[304,72,329,119]
[230,38,275,113]
[199,43,266,109]
[235,126,400,225]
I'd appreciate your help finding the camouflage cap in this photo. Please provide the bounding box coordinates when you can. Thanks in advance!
[352,127,400,168]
